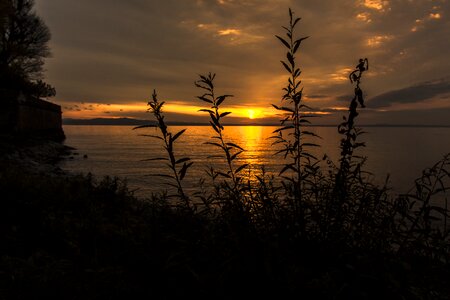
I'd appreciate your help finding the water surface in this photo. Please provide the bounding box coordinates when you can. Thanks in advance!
[61,125,450,199]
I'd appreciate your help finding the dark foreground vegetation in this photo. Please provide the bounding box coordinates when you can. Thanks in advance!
[1,140,450,299]
[2,5,450,300]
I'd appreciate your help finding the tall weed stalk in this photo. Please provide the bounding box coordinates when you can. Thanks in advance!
[134,90,193,210]
[271,8,319,231]
[328,58,370,228]
[337,58,369,180]
[195,73,248,192]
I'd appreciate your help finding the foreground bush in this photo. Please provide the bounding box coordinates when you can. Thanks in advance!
[1,155,450,299]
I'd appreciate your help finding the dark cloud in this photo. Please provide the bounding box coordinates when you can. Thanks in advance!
[336,94,353,102]
[358,107,450,126]
[306,94,328,99]
[292,107,450,127]
[368,79,450,108]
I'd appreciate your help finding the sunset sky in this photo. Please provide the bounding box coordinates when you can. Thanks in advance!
[35,0,450,125]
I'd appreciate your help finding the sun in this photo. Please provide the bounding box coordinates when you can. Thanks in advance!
[247,109,256,119]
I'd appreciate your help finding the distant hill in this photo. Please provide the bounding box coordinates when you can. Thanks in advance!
[63,118,151,126]
[62,118,211,126]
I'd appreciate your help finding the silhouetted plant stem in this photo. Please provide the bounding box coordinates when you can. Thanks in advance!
[335,59,369,199]
[212,91,237,187]
[340,59,368,165]
[272,8,319,229]
[195,73,247,195]
[135,90,192,210]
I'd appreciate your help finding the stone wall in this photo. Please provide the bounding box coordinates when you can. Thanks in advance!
[0,94,65,140]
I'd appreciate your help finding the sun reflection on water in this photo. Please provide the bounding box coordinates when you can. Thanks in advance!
[238,125,263,151]
[232,126,275,182]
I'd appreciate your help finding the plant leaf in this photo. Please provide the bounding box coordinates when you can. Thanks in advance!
[198,109,214,114]
[175,157,191,164]
[226,142,244,151]
[235,164,249,174]
[273,125,294,133]
[179,162,194,180]
[287,52,295,67]
[279,164,297,176]
[216,171,231,179]
[197,96,213,104]
[209,121,220,134]
[141,157,168,162]
[281,61,292,73]
[138,134,164,140]
[216,95,233,106]
[205,141,224,149]
[231,150,243,161]
[172,129,186,142]
[276,35,290,49]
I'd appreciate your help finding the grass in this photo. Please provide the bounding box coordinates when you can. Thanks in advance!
[1,7,450,300]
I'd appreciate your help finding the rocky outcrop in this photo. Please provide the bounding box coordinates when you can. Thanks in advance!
[0,136,74,177]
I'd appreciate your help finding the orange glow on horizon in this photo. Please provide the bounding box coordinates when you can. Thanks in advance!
[165,103,273,119]
[61,101,277,120]
[62,102,148,119]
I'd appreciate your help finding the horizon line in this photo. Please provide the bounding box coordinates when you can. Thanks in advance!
[62,118,450,128]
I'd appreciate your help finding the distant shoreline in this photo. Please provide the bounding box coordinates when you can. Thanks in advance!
[63,119,450,128]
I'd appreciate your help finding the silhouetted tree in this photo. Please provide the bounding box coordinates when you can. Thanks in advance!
[0,0,54,98]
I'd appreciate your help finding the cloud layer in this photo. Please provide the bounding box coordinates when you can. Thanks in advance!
[369,78,450,108]
[34,0,450,123]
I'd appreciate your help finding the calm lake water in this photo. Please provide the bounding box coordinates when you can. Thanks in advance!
[61,125,450,199]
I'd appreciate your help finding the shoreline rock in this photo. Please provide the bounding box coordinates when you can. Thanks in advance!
[0,135,75,177]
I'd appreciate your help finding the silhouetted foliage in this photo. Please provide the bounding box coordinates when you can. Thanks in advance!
[328,58,370,225]
[27,78,56,98]
[195,72,250,217]
[195,73,247,190]
[271,8,321,234]
[0,0,55,97]
[134,90,192,209]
